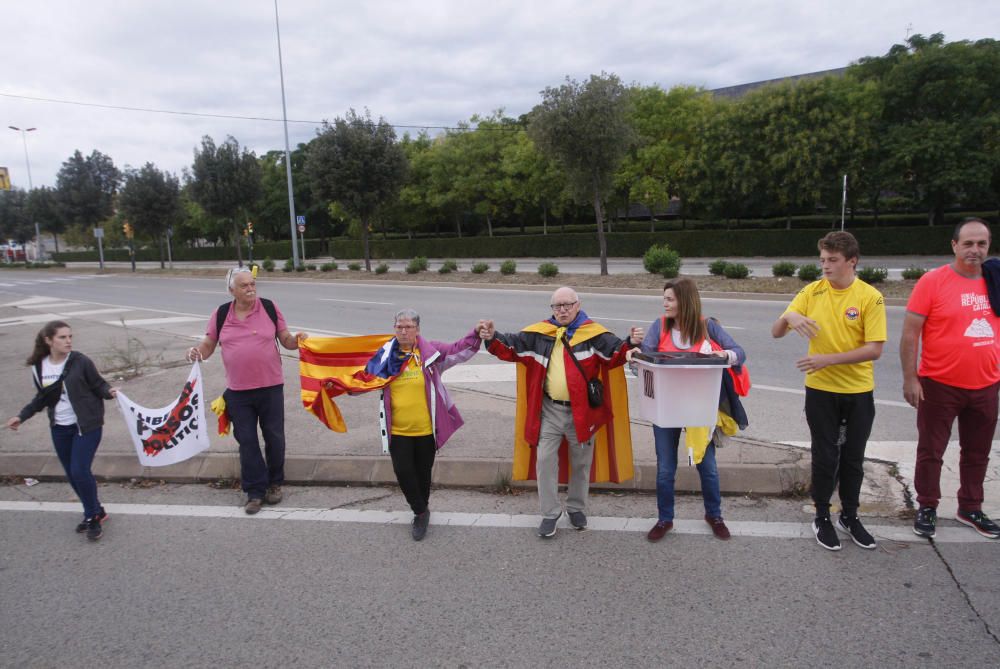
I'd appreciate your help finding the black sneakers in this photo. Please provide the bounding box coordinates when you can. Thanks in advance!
[812,516,842,551]
[412,510,430,541]
[836,515,877,549]
[86,516,103,541]
[955,509,1000,539]
[76,508,108,534]
[568,510,587,531]
[913,506,937,538]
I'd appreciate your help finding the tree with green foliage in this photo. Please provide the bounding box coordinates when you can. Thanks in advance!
[306,108,407,271]
[188,135,262,264]
[394,132,438,239]
[0,189,34,254]
[499,131,568,234]
[119,163,182,268]
[852,34,1000,224]
[528,73,635,275]
[27,186,66,252]
[55,149,120,234]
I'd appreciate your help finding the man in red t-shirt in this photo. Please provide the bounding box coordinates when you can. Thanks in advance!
[900,218,1000,539]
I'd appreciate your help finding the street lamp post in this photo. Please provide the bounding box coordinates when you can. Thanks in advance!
[274,0,301,269]
[7,125,42,260]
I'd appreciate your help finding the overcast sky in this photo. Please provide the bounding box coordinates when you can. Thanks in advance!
[1,1,995,188]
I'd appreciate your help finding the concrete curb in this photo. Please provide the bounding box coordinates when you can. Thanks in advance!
[0,452,809,496]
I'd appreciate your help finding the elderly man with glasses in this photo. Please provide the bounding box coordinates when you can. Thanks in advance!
[187,267,307,514]
[479,287,643,538]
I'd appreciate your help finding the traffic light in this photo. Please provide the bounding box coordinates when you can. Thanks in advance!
[123,222,133,238]
[246,221,254,235]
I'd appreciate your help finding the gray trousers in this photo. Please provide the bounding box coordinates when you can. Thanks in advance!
[537,397,595,519]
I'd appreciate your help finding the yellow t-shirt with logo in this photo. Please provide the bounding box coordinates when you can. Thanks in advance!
[389,350,433,436]
[785,277,887,393]
[544,328,571,401]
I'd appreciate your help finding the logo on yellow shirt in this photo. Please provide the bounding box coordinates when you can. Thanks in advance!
[845,306,859,321]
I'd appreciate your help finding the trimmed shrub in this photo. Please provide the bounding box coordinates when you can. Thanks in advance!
[901,266,927,281]
[262,257,275,272]
[282,258,294,272]
[471,262,489,274]
[348,262,362,271]
[499,260,517,275]
[295,264,308,272]
[797,263,821,281]
[320,262,337,272]
[857,266,888,284]
[709,259,730,276]
[374,263,389,274]
[538,262,559,278]
[438,259,458,274]
[643,243,682,278]
[772,261,797,277]
[723,263,751,279]
[405,256,429,274]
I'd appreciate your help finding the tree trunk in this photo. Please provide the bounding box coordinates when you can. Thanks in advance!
[785,217,791,230]
[159,235,166,269]
[361,216,372,272]
[543,205,548,235]
[593,188,608,276]
[486,213,493,237]
[234,220,244,266]
[454,213,462,238]
[54,234,60,254]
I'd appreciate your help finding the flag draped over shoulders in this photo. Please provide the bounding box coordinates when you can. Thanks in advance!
[299,334,396,432]
[510,319,634,484]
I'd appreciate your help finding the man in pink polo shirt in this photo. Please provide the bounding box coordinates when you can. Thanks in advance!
[187,268,307,514]
[901,218,1000,540]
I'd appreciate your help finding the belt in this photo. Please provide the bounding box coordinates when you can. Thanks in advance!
[545,394,572,407]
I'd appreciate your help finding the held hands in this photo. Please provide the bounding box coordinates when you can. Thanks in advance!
[784,312,820,339]
[476,319,495,341]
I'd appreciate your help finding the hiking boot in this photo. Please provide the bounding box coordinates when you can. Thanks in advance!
[705,515,731,540]
[837,515,876,549]
[412,510,430,541]
[77,508,108,533]
[568,510,587,530]
[264,486,283,505]
[647,520,673,543]
[913,506,937,538]
[955,509,1000,539]
[86,516,103,541]
[812,516,841,551]
[537,512,561,538]
[245,498,263,515]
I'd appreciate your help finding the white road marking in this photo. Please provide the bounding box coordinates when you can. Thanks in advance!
[61,308,131,316]
[754,384,910,408]
[184,290,228,295]
[3,296,74,307]
[443,364,516,383]
[0,313,64,327]
[107,316,205,326]
[0,500,978,543]
[319,298,394,305]
[19,301,87,310]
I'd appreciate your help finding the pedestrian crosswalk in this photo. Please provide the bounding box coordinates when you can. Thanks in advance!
[0,274,105,288]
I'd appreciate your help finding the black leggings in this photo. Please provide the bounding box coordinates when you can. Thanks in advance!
[388,434,436,514]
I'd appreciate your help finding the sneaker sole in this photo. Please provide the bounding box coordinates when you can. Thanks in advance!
[955,514,1000,539]
[77,512,109,533]
[835,519,877,549]
[912,526,936,538]
[812,522,842,551]
[538,513,561,538]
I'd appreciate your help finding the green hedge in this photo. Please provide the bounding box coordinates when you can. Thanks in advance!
[53,239,326,263]
[329,226,960,259]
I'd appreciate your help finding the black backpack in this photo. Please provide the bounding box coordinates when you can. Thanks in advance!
[215,298,279,340]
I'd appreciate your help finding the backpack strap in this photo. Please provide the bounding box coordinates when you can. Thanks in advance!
[215,298,280,341]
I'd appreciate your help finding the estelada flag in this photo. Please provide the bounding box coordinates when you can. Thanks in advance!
[298,334,395,431]
[511,323,634,484]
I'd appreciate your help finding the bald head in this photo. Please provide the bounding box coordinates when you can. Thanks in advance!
[549,286,581,325]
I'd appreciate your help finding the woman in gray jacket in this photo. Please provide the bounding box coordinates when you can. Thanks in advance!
[6,320,118,541]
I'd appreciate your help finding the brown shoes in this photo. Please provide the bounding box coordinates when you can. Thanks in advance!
[647,520,673,542]
[705,515,731,540]
[245,498,263,515]
[265,486,283,505]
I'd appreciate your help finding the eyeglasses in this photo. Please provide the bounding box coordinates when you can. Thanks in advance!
[550,301,578,311]
[395,324,417,331]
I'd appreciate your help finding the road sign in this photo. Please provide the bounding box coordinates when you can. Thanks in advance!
[297,224,305,233]
[296,215,306,226]
[0,167,10,191]
[93,227,105,239]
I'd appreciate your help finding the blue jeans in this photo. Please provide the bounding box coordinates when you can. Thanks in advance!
[653,426,722,522]
[50,424,103,519]
[224,385,286,499]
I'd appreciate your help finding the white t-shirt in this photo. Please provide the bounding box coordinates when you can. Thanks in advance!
[41,357,77,426]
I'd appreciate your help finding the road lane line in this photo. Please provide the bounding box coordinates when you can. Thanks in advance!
[318,298,394,305]
[0,500,975,543]
[754,384,910,408]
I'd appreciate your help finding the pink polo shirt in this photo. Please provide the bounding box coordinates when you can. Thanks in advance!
[206,299,288,391]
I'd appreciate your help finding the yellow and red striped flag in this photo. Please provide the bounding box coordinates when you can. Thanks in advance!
[298,334,394,432]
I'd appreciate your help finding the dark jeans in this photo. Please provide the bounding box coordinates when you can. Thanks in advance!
[389,434,436,515]
[805,387,875,518]
[653,426,721,522]
[224,384,286,499]
[915,377,999,511]
[50,424,103,519]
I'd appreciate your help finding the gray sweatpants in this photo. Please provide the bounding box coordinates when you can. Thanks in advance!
[537,397,595,519]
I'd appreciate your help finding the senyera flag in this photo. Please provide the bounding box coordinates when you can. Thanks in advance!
[115,362,210,467]
[298,334,395,431]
